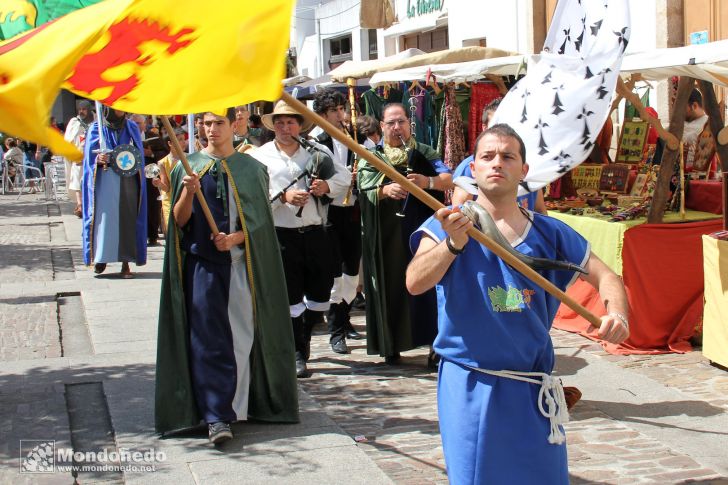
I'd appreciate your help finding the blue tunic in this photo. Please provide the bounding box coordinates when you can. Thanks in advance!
[411,210,589,485]
[81,120,147,266]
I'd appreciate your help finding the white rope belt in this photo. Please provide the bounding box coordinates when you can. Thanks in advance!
[465,366,569,445]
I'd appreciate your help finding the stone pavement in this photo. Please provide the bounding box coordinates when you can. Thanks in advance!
[1,191,727,484]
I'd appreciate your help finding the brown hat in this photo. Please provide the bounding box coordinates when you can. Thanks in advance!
[261,100,313,132]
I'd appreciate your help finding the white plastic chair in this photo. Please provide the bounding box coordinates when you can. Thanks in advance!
[16,164,45,199]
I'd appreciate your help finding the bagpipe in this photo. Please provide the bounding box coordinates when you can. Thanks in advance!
[386,136,444,217]
[269,136,336,216]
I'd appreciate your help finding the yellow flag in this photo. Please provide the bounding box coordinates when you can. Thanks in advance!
[0,0,295,160]
[64,0,295,114]
[0,1,132,160]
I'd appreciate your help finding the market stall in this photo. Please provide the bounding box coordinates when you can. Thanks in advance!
[550,210,721,354]
[543,41,728,354]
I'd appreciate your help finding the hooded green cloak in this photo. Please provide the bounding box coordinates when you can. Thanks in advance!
[155,151,298,433]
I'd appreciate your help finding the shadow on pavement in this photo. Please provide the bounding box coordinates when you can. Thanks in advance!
[573,399,728,435]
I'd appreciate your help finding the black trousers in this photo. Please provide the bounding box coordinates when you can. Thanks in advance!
[146,177,161,242]
[326,205,361,278]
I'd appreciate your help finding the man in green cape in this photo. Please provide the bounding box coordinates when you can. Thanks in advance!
[357,103,452,364]
[155,110,298,444]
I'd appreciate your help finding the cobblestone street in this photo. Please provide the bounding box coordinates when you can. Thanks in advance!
[1,192,727,484]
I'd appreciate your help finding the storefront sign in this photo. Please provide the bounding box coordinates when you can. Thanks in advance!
[406,0,445,18]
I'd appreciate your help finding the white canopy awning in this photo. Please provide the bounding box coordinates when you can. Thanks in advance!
[620,39,728,87]
[369,55,525,86]
[329,46,515,81]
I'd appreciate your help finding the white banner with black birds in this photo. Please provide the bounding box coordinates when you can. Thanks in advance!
[490,0,631,195]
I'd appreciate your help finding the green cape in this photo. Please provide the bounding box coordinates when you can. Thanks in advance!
[155,151,298,433]
[356,142,440,357]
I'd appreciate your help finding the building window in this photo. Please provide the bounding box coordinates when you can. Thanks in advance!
[329,34,353,64]
[368,29,378,57]
[402,26,448,53]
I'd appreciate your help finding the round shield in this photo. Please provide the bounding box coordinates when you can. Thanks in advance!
[110,144,142,177]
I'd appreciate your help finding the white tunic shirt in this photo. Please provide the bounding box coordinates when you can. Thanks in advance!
[250,140,349,228]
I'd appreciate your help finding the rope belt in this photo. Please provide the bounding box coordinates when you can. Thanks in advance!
[465,366,569,445]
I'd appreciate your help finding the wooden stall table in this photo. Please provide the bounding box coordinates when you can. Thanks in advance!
[702,235,728,368]
[549,209,722,354]
[686,180,724,214]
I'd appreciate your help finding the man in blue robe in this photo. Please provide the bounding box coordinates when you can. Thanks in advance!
[406,124,630,484]
[82,108,147,277]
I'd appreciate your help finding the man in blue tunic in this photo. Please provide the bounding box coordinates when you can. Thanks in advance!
[406,124,629,484]
[82,108,147,277]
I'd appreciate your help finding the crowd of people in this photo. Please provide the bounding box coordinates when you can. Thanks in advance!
[29,89,630,482]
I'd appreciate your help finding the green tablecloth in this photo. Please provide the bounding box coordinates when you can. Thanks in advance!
[548,210,721,275]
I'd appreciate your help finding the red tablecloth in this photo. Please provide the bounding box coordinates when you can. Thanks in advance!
[554,218,722,354]
[686,180,723,214]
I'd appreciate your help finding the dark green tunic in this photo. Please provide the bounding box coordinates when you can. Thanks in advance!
[155,151,298,433]
[357,143,442,357]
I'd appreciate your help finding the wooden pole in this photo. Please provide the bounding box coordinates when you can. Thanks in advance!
[616,77,679,150]
[280,91,603,329]
[647,77,695,223]
[159,116,219,235]
[697,80,728,230]
[342,78,358,205]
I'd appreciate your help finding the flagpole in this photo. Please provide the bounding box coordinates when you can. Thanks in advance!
[160,115,219,236]
[94,100,108,153]
[187,114,195,153]
[281,91,603,329]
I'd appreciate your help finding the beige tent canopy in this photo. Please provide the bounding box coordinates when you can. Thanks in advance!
[620,39,728,88]
[328,46,517,81]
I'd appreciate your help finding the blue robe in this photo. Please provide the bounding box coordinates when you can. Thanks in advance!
[411,210,590,485]
[81,120,147,266]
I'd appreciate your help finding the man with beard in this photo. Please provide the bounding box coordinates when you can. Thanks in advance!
[64,100,94,217]
[357,103,452,365]
[81,107,147,278]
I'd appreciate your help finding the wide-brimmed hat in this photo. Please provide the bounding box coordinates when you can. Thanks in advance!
[261,100,313,132]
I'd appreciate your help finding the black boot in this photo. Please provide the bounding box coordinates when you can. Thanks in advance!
[342,300,363,340]
[295,351,310,378]
[292,316,310,362]
[327,303,349,354]
[304,308,324,334]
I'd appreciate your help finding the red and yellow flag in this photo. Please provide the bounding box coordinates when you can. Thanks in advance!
[0,0,131,159]
[0,0,295,160]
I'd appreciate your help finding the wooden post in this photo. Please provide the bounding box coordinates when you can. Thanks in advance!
[159,116,219,235]
[647,77,695,223]
[616,77,679,150]
[280,91,603,329]
[697,80,728,230]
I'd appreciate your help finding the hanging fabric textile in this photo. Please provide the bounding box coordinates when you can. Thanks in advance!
[468,82,502,153]
[402,85,437,146]
[442,84,467,170]
[362,86,404,121]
